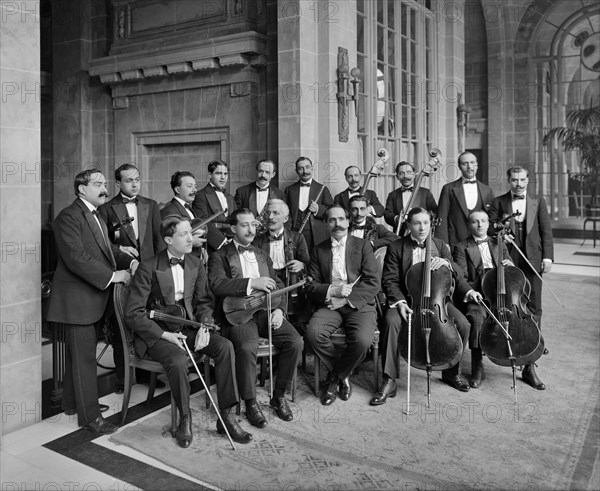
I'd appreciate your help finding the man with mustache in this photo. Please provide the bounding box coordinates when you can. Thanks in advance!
[334,166,384,217]
[208,209,303,427]
[193,160,236,253]
[284,156,334,252]
[160,171,207,258]
[488,166,553,390]
[384,161,437,234]
[305,205,380,406]
[98,163,165,394]
[234,160,285,228]
[435,151,495,248]
[47,169,138,434]
[348,195,400,251]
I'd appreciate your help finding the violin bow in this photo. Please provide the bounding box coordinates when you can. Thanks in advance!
[475,298,513,341]
[181,340,236,451]
[403,312,412,415]
[266,292,274,399]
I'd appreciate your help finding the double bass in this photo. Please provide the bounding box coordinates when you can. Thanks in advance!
[479,222,544,401]
[400,217,463,407]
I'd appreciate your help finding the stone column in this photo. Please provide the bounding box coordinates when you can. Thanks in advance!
[277,0,358,196]
[0,0,42,435]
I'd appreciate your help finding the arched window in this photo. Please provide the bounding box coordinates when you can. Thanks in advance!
[357,0,436,203]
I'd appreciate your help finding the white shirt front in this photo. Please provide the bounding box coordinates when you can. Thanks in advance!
[121,193,139,239]
[474,237,494,269]
[167,252,185,301]
[210,184,229,216]
[268,228,286,270]
[462,180,479,210]
[298,180,312,211]
[331,235,348,283]
[256,184,269,214]
[512,193,526,222]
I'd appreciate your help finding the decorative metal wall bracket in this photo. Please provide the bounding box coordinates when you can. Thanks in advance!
[337,47,361,142]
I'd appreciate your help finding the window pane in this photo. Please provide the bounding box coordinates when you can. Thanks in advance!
[388,66,396,102]
[357,14,365,54]
[377,25,384,62]
[388,30,396,66]
[388,0,395,30]
[377,0,384,24]
[410,7,416,41]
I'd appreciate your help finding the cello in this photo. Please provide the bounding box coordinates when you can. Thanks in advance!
[479,221,543,401]
[400,216,463,407]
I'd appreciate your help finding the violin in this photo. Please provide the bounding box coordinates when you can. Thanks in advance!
[400,216,463,406]
[479,226,543,367]
[147,303,217,333]
[223,277,310,325]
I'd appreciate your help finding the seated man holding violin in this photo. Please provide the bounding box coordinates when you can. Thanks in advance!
[126,215,253,448]
[207,208,304,427]
[452,209,514,389]
[372,207,472,405]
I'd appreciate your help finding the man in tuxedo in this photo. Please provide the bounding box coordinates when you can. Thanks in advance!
[234,159,285,226]
[193,160,236,253]
[47,169,137,434]
[305,205,380,406]
[284,156,334,252]
[452,209,513,388]
[371,207,472,406]
[348,195,399,251]
[253,199,311,326]
[488,166,554,390]
[435,151,495,248]
[334,166,384,218]
[208,209,304,427]
[98,163,166,394]
[384,161,437,233]
[126,215,252,447]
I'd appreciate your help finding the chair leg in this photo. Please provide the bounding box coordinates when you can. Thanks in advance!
[204,359,211,410]
[146,371,157,403]
[120,366,134,426]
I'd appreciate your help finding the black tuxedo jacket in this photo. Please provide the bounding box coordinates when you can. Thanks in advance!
[384,187,437,228]
[452,236,511,292]
[435,178,495,247]
[207,241,287,325]
[192,184,236,251]
[284,180,334,246]
[382,235,470,306]
[488,192,554,272]
[307,235,380,310]
[160,198,194,220]
[253,228,310,267]
[47,198,132,325]
[334,189,384,217]
[349,217,400,250]
[125,251,214,358]
[234,182,285,217]
[98,194,164,261]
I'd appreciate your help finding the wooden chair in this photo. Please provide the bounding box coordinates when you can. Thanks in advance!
[113,282,211,427]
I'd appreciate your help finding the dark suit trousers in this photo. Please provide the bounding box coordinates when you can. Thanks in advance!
[146,327,238,414]
[381,303,470,379]
[464,303,487,348]
[62,323,101,426]
[222,311,303,401]
[305,304,377,380]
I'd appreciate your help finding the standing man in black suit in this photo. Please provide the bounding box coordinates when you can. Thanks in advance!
[99,163,165,394]
[208,209,304,427]
[371,207,472,406]
[305,205,380,406]
[384,161,437,232]
[193,160,236,253]
[126,215,253,448]
[234,159,285,227]
[284,156,334,252]
[488,166,554,390]
[452,209,513,388]
[47,169,137,434]
[435,151,495,248]
[334,165,384,218]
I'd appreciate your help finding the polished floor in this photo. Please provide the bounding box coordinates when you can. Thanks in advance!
[1,239,598,490]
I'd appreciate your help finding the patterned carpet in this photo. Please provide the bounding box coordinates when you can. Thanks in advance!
[110,274,600,490]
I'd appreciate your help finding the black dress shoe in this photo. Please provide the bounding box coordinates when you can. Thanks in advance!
[320,374,339,406]
[175,412,193,448]
[469,362,486,389]
[370,376,397,405]
[270,396,293,421]
[338,377,352,401]
[218,409,253,444]
[114,384,124,395]
[442,375,470,392]
[245,402,268,428]
[84,416,119,435]
[522,364,546,390]
[65,404,109,416]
